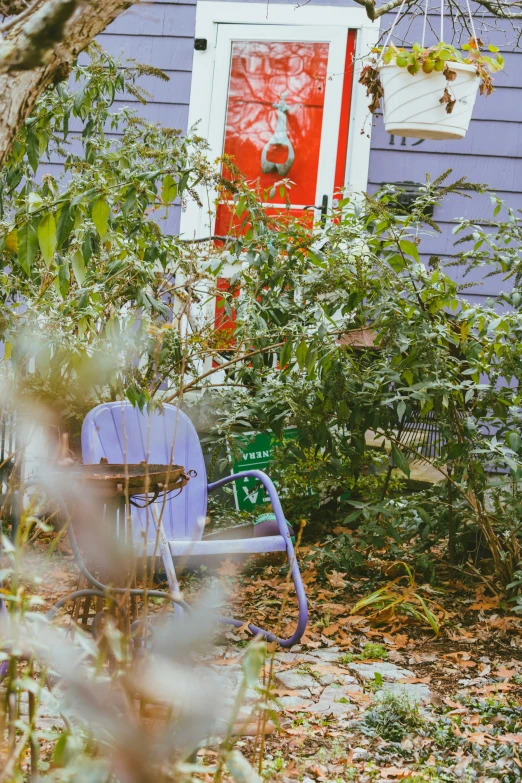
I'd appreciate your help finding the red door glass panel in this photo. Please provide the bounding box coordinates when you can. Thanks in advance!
[222,40,329,208]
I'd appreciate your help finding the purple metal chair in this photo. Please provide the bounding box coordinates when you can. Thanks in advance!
[81,401,308,647]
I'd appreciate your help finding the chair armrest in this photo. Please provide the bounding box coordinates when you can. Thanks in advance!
[208,470,291,542]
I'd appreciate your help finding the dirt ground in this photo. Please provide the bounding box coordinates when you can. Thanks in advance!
[24,533,522,782]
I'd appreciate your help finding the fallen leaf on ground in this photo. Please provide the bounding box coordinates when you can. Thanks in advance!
[496,665,516,679]
[301,636,322,648]
[232,720,276,736]
[446,629,477,642]
[442,652,476,668]
[309,663,352,676]
[468,595,500,611]
[309,763,328,779]
[399,676,431,684]
[301,570,318,584]
[327,571,347,589]
[380,766,413,779]
[466,732,494,745]
[497,734,522,744]
[345,691,372,707]
[443,698,463,709]
[322,623,340,636]
[474,682,514,694]
[455,755,473,770]
[216,559,241,577]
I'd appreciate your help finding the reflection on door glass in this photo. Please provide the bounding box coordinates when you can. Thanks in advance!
[223,41,329,206]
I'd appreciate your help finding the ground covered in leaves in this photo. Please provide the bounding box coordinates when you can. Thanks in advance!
[31,531,522,783]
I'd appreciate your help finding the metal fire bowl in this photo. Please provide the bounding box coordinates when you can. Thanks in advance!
[65,463,189,498]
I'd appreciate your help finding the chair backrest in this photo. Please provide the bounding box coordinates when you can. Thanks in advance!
[81,402,208,543]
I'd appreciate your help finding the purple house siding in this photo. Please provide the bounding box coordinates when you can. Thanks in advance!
[99,1,520,299]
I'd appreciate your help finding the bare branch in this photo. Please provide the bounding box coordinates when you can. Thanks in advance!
[0,0,43,35]
[0,0,79,70]
[0,0,135,166]
[354,0,522,20]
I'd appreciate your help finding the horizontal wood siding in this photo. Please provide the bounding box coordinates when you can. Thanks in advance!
[94,0,520,295]
[367,10,521,298]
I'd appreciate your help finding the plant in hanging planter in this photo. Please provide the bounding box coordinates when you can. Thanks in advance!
[360,38,504,141]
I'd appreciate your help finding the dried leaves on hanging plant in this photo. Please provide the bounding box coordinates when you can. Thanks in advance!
[358,64,384,113]
[440,86,456,114]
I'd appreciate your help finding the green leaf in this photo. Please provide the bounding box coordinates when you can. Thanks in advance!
[399,239,420,263]
[52,732,69,767]
[391,443,410,478]
[37,212,57,267]
[306,349,318,376]
[296,339,308,370]
[56,203,75,248]
[26,131,40,174]
[488,44,499,52]
[507,432,521,452]
[27,192,44,213]
[226,750,263,783]
[178,171,190,195]
[91,197,110,239]
[82,232,93,263]
[241,641,266,687]
[415,594,440,635]
[387,253,407,273]
[123,186,137,215]
[338,399,350,420]
[161,174,177,205]
[279,337,292,368]
[72,250,86,286]
[55,256,70,299]
[235,195,246,218]
[17,222,38,275]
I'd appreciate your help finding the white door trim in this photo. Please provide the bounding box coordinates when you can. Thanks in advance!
[181,1,380,240]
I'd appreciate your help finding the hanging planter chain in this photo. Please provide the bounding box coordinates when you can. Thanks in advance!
[360,0,503,142]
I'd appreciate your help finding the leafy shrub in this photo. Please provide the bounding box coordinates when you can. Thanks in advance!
[363,691,425,742]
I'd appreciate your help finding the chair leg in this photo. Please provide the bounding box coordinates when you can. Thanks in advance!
[71,574,86,624]
[154,513,183,617]
[217,543,308,648]
[81,593,93,626]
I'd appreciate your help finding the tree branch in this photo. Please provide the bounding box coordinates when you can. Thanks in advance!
[0,0,135,167]
[0,0,43,35]
[353,0,522,20]
[0,0,80,70]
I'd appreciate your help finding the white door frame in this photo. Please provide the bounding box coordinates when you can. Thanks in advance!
[181,0,380,240]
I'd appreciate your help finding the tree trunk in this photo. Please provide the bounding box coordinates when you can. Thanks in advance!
[0,0,135,167]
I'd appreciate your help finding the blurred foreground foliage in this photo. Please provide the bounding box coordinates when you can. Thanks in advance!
[1,46,522,781]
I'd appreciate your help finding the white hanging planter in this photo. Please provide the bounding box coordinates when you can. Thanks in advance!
[378,61,480,141]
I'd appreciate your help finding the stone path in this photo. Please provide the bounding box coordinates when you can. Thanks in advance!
[208,645,432,733]
[30,638,434,762]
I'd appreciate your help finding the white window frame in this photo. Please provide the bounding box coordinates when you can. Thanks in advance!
[181,0,380,240]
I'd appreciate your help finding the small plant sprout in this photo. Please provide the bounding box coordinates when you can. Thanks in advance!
[363,691,425,742]
[361,643,388,660]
